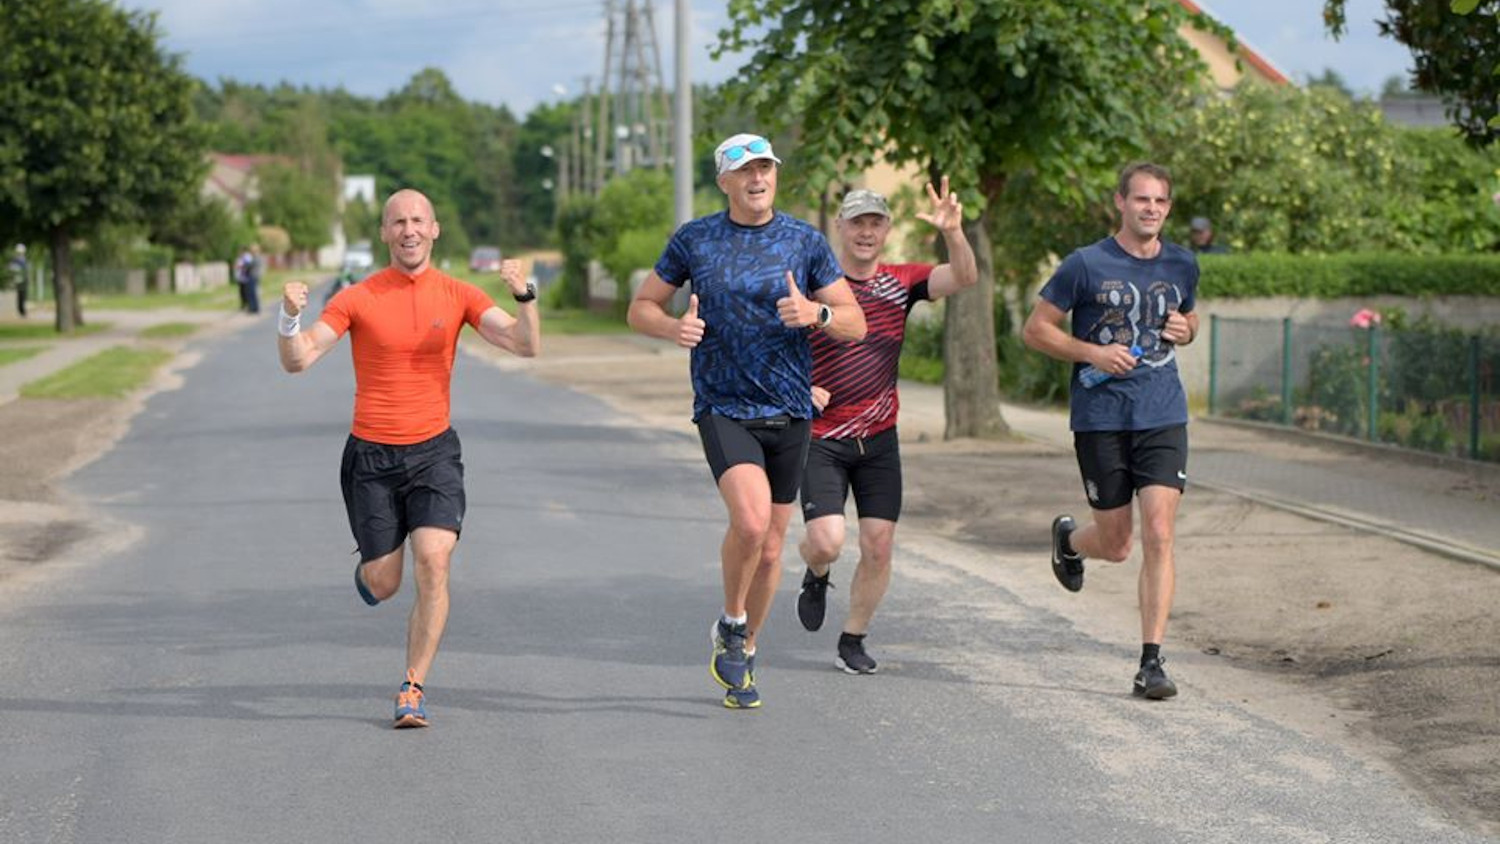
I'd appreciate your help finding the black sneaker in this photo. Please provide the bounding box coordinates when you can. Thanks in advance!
[1050,515,1085,592]
[1133,658,1178,700]
[710,618,750,690]
[797,568,833,632]
[835,632,878,675]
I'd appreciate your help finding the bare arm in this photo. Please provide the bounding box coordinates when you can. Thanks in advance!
[809,278,867,343]
[277,281,341,373]
[475,259,540,357]
[1021,298,1137,375]
[917,177,979,300]
[1162,309,1199,346]
[628,272,704,348]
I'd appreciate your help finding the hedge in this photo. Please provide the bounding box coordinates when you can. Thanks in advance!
[1199,253,1500,299]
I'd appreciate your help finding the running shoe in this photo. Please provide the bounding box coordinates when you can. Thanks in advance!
[355,561,380,606]
[394,670,429,728]
[1050,515,1085,593]
[835,632,878,675]
[723,681,762,709]
[797,568,833,632]
[710,618,751,690]
[1133,658,1178,700]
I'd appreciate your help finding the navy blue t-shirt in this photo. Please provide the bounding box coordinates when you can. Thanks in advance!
[655,211,843,422]
[1039,236,1199,433]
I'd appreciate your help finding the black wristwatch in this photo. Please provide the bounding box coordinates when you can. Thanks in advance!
[512,280,537,303]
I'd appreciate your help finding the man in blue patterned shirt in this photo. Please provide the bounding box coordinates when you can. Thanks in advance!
[629,133,867,708]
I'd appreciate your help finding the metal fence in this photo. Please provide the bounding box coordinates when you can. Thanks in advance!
[1208,315,1500,463]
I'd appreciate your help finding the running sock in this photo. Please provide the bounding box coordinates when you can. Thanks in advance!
[1141,643,1162,667]
[723,612,748,627]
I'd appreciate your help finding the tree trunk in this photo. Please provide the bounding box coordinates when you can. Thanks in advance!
[942,207,1009,440]
[49,226,78,333]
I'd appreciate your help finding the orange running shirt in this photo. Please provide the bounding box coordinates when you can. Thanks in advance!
[319,266,495,445]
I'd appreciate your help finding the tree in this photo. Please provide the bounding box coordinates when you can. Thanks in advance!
[1324,0,1500,145]
[716,0,1214,438]
[253,161,337,256]
[0,0,207,331]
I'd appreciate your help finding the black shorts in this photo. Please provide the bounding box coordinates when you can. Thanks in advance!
[340,428,466,562]
[1074,424,1188,510]
[800,427,902,523]
[696,413,811,505]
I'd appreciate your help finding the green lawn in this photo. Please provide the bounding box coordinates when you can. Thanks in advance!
[139,322,200,339]
[0,322,108,341]
[0,346,48,367]
[20,346,174,399]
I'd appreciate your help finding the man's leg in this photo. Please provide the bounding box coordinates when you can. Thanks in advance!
[1066,505,1134,564]
[1135,485,1181,645]
[404,526,458,686]
[716,464,773,619]
[744,501,794,653]
[844,517,895,635]
[357,546,405,602]
[799,514,845,578]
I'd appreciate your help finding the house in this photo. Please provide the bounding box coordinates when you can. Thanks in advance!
[202,153,350,269]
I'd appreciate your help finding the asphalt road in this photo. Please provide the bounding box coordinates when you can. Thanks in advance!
[0,308,1491,843]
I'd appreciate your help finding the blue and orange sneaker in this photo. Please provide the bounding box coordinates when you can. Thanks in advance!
[709,617,750,690]
[394,670,428,728]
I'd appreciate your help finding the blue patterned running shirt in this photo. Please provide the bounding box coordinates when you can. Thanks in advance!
[1039,236,1199,433]
[654,211,844,422]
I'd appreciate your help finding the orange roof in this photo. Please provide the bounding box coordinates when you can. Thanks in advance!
[1178,0,1291,86]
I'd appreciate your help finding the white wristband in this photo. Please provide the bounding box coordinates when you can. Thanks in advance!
[278,305,301,337]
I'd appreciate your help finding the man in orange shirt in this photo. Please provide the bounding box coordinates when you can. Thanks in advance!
[277,188,540,728]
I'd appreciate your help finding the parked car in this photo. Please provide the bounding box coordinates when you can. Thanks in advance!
[469,246,502,273]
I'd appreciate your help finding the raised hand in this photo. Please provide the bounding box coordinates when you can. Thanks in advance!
[915,175,963,234]
[678,293,706,349]
[500,259,526,296]
[776,270,813,328]
[283,281,309,316]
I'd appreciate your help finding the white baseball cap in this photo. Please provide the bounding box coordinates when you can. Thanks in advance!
[714,133,781,175]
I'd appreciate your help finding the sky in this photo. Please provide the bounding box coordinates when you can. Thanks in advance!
[124,0,1418,117]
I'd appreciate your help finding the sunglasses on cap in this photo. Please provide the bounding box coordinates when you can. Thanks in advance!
[722,138,770,162]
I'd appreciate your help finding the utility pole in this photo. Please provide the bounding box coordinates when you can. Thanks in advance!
[673,0,691,229]
[596,0,669,184]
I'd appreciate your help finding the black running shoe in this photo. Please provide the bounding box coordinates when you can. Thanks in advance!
[1050,515,1085,592]
[710,618,750,690]
[835,632,878,675]
[797,568,832,632]
[1133,658,1178,700]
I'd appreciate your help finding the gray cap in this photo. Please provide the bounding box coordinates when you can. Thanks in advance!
[838,189,891,220]
[1190,216,1212,232]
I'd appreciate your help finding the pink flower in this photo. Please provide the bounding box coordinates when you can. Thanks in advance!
[1349,308,1381,329]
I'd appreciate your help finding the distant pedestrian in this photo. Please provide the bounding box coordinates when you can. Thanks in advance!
[1188,216,1227,254]
[276,188,541,727]
[234,244,262,314]
[627,133,867,709]
[7,244,26,318]
[794,179,977,676]
[1021,162,1200,700]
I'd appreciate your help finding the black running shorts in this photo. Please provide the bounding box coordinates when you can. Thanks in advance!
[696,413,811,505]
[1073,424,1188,511]
[799,427,902,523]
[340,427,466,562]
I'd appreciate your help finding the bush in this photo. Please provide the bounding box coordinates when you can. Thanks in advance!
[1199,252,1500,299]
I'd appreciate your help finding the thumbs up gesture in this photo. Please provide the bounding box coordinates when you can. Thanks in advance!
[677,293,706,349]
[777,271,814,328]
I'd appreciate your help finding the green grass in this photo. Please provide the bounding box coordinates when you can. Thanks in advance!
[0,346,48,367]
[539,307,630,335]
[0,322,108,341]
[139,322,200,339]
[20,345,174,399]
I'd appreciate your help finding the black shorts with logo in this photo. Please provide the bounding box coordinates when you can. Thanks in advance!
[696,413,811,505]
[340,427,466,562]
[1073,424,1188,510]
[800,427,902,523]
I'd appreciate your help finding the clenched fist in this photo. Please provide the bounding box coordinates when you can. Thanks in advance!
[283,282,309,316]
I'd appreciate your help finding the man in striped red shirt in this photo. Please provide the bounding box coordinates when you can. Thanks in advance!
[796,179,978,674]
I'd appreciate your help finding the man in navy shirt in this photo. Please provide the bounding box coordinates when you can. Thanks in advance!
[629,133,866,708]
[1022,161,1200,700]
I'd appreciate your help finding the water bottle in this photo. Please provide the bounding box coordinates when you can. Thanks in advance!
[1078,345,1142,389]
